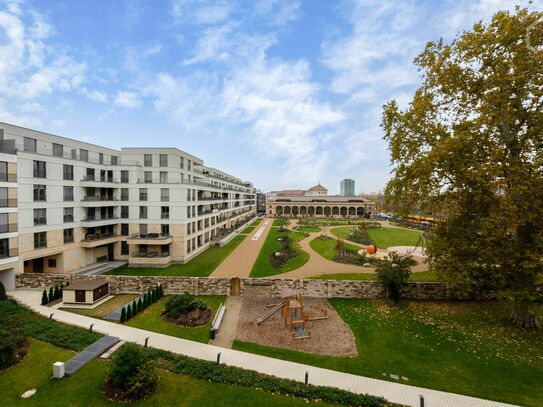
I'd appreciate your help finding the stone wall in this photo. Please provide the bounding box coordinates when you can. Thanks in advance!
[15,273,452,300]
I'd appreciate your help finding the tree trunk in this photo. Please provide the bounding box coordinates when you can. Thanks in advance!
[510,303,541,329]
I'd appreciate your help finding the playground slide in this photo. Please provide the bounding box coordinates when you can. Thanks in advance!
[256,300,285,325]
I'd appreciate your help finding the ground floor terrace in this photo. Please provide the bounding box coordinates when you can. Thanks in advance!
[269,203,373,218]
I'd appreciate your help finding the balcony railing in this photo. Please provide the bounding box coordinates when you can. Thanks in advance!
[82,233,118,242]
[132,251,170,258]
[0,173,17,182]
[0,247,18,259]
[0,198,17,208]
[81,216,119,222]
[81,196,118,202]
[81,176,118,183]
[0,223,17,233]
[130,233,171,240]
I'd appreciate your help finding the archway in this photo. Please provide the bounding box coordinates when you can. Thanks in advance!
[357,207,365,217]
[284,206,291,215]
[340,206,347,216]
[276,205,283,216]
[324,206,331,216]
[332,206,339,216]
[300,206,307,215]
[348,207,356,216]
[292,206,299,216]
[308,206,315,215]
[316,206,323,215]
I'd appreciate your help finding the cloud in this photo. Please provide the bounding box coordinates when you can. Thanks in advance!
[170,0,232,25]
[82,88,108,103]
[114,91,141,108]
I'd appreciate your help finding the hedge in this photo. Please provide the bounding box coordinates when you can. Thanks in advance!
[143,348,398,407]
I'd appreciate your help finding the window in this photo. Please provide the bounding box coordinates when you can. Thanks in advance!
[64,207,74,223]
[187,160,191,171]
[70,149,77,159]
[139,206,147,219]
[0,162,6,182]
[53,143,63,157]
[33,185,46,201]
[161,224,169,236]
[180,157,184,169]
[63,164,74,180]
[144,171,152,183]
[139,224,148,236]
[0,213,8,233]
[139,188,148,201]
[161,188,169,202]
[24,137,36,153]
[121,170,129,183]
[121,188,129,201]
[99,153,104,164]
[160,171,167,183]
[121,223,129,236]
[33,160,46,178]
[80,149,88,162]
[161,206,169,219]
[187,189,191,201]
[159,154,168,167]
[121,206,129,219]
[121,241,129,255]
[48,259,57,268]
[33,208,46,225]
[34,232,47,249]
[111,155,118,165]
[63,228,74,243]
[63,186,74,201]
[144,154,152,167]
[187,206,191,218]
[0,239,9,258]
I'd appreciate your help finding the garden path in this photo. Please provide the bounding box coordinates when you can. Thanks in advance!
[208,296,243,348]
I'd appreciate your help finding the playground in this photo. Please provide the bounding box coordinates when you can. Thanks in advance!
[235,292,357,357]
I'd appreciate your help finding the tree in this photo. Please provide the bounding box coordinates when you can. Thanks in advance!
[138,298,143,312]
[382,8,543,328]
[48,287,54,303]
[0,282,7,301]
[132,300,138,315]
[336,239,346,259]
[126,304,132,320]
[41,290,48,305]
[120,307,127,323]
[54,286,60,300]
[107,343,145,387]
[375,253,412,303]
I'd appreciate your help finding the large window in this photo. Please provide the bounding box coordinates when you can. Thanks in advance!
[144,171,152,183]
[63,186,74,201]
[0,162,7,182]
[0,238,9,258]
[180,157,184,169]
[0,213,8,233]
[159,154,168,167]
[24,137,36,153]
[139,224,148,236]
[33,208,46,225]
[63,228,74,243]
[99,153,104,164]
[121,223,129,236]
[121,206,129,219]
[120,188,129,201]
[160,171,167,183]
[63,164,74,180]
[139,188,148,201]
[161,188,169,202]
[139,206,147,219]
[144,154,153,167]
[63,207,74,223]
[121,170,129,183]
[33,160,46,178]
[33,185,46,201]
[161,224,170,236]
[111,156,118,165]
[34,232,47,249]
[53,143,63,157]
[121,241,129,255]
[161,206,169,219]
[80,149,88,162]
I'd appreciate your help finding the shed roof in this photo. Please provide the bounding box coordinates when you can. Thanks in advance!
[65,280,108,291]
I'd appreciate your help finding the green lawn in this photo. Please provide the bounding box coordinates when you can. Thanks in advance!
[330,226,422,249]
[125,296,224,343]
[250,228,309,277]
[0,339,336,407]
[309,271,439,281]
[106,234,247,277]
[60,294,138,318]
[240,225,256,234]
[234,299,543,406]
[294,225,321,233]
[309,236,361,261]
[272,218,288,226]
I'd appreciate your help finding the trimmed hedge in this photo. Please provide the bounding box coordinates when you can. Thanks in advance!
[120,285,163,323]
[143,348,397,407]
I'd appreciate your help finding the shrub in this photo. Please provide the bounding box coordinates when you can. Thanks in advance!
[54,286,60,300]
[0,282,6,301]
[126,362,159,399]
[48,287,54,302]
[0,328,17,369]
[376,252,412,303]
[164,295,207,319]
[127,304,132,320]
[41,290,48,305]
[132,300,138,315]
[120,307,127,323]
[158,285,163,297]
[138,298,143,312]
[107,343,145,388]
[150,289,156,303]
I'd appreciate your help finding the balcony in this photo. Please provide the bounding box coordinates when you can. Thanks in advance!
[126,233,173,245]
[80,233,119,248]
[0,198,17,208]
[0,247,18,259]
[81,196,119,207]
[81,176,119,186]
[0,173,17,183]
[128,252,171,266]
[0,223,17,234]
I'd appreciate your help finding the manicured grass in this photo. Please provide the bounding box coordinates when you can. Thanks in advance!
[250,228,309,277]
[0,339,336,407]
[106,234,247,277]
[60,294,138,318]
[0,300,100,351]
[294,225,321,233]
[309,236,361,261]
[234,299,543,406]
[240,225,256,234]
[272,218,288,226]
[125,296,224,343]
[331,226,422,248]
[309,271,440,281]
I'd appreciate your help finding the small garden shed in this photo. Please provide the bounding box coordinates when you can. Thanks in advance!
[63,280,109,305]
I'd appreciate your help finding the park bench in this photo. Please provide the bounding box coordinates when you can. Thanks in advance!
[210,303,226,340]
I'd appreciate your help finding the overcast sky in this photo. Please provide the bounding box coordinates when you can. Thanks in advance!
[1,0,541,193]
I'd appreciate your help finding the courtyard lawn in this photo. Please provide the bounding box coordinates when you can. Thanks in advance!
[309,271,440,281]
[331,225,422,248]
[240,225,256,234]
[106,234,247,277]
[309,236,361,261]
[294,225,321,233]
[124,296,224,343]
[234,299,543,407]
[0,339,337,407]
[250,228,309,277]
[59,294,138,318]
[272,218,288,226]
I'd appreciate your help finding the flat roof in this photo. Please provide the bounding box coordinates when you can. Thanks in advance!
[65,279,108,291]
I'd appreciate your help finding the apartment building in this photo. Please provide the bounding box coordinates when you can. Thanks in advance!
[0,122,257,288]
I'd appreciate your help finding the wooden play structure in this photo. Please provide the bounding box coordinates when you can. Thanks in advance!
[256,289,328,340]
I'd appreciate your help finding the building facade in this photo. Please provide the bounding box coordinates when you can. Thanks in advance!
[340,179,355,196]
[256,192,267,215]
[0,122,257,288]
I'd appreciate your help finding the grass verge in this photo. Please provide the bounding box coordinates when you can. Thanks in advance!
[309,271,439,281]
[60,294,138,318]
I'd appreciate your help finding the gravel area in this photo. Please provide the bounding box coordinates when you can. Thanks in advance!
[235,297,357,357]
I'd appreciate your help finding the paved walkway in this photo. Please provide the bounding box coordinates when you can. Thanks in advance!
[9,289,514,407]
[208,296,243,348]
[210,218,274,278]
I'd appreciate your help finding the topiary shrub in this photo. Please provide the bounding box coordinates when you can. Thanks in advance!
[138,298,143,312]
[120,307,127,323]
[54,286,60,300]
[163,295,210,327]
[132,300,138,316]
[41,290,48,305]
[127,304,132,320]
[48,287,54,303]
[0,282,6,301]
[0,328,17,369]
[150,289,155,303]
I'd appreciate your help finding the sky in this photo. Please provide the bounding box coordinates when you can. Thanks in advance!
[1,0,541,194]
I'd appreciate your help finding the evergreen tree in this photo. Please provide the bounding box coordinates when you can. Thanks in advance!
[0,281,6,301]
[41,290,48,305]
[48,287,54,302]
[151,289,156,303]
[140,297,145,311]
[120,307,127,323]
[132,300,138,315]
[127,304,132,319]
[54,286,60,300]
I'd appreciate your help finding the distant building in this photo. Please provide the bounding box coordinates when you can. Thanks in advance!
[256,192,267,215]
[304,184,328,196]
[340,179,355,196]
[274,189,305,197]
